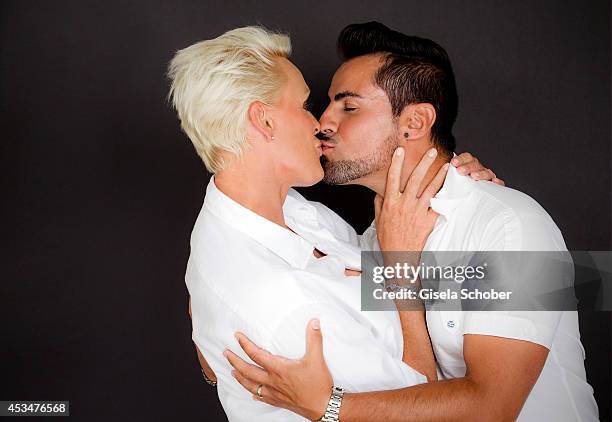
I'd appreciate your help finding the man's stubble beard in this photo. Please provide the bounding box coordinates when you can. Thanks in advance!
[321,131,399,185]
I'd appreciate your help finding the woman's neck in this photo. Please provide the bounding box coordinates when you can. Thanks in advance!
[214,166,290,228]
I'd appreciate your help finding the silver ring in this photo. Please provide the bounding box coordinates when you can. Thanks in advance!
[256,384,264,398]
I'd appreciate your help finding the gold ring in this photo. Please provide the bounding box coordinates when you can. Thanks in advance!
[256,384,264,398]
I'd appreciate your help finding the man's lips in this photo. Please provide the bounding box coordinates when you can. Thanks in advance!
[321,140,335,152]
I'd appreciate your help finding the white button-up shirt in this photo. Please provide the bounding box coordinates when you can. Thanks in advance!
[186,178,427,422]
[362,166,599,421]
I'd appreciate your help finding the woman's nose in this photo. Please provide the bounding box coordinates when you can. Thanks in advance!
[311,116,321,135]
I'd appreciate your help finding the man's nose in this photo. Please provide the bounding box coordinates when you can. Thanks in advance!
[319,107,338,136]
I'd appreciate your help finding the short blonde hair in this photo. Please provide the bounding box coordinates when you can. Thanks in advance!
[167,26,291,172]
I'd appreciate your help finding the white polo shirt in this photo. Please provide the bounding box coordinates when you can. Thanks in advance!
[186,178,427,422]
[361,165,599,421]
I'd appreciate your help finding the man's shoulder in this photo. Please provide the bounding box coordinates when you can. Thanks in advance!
[469,181,566,250]
[473,181,550,220]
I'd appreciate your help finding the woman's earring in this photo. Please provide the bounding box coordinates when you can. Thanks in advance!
[270,135,275,140]
[404,132,410,138]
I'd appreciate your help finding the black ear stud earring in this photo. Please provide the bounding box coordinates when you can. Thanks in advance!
[404,132,410,138]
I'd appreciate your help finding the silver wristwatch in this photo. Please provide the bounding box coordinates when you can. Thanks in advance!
[317,385,344,422]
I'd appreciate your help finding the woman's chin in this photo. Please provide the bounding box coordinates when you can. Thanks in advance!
[312,166,325,184]
[294,167,324,187]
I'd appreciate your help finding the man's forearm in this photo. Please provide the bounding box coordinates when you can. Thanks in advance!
[340,377,493,422]
[336,334,547,421]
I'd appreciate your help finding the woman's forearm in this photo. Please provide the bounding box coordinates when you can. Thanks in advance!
[397,309,437,382]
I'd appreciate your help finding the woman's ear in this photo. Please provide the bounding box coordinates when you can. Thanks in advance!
[399,103,437,141]
[247,101,275,141]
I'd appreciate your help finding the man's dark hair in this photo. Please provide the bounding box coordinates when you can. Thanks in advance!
[338,22,458,153]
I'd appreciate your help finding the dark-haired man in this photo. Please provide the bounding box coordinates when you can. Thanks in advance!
[225,22,598,421]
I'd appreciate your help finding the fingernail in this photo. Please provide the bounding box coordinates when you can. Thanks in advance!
[311,318,320,330]
[428,148,437,157]
[458,168,466,175]
[395,147,404,156]
[231,370,237,378]
[223,349,229,358]
[451,158,458,166]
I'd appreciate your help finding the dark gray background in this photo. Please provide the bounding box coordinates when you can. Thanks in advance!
[1,0,610,420]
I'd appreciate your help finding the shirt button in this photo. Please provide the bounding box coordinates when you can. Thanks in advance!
[447,320,455,328]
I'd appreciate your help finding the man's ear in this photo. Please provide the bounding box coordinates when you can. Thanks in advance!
[399,103,436,140]
[247,101,275,141]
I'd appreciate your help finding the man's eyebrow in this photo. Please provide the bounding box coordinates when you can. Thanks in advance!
[332,91,363,101]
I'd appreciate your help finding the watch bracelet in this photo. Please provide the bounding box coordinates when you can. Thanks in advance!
[317,385,344,422]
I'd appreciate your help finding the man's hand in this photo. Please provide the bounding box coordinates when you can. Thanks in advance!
[374,147,448,253]
[224,319,332,421]
[452,152,505,185]
[224,321,552,422]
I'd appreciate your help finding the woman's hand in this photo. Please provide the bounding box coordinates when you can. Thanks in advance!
[374,149,441,381]
[224,319,332,421]
[189,298,217,384]
[375,148,500,254]
[452,152,504,185]
[375,147,448,254]
[195,344,217,384]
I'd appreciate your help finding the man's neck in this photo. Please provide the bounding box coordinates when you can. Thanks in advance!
[362,146,450,197]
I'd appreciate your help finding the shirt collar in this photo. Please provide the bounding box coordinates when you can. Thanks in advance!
[284,191,362,270]
[429,163,475,218]
[366,160,475,232]
[203,177,314,269]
